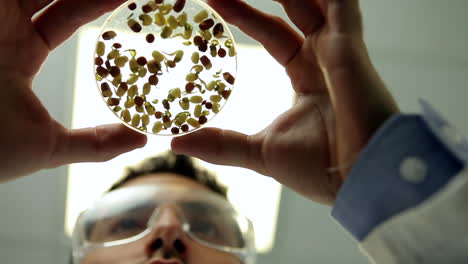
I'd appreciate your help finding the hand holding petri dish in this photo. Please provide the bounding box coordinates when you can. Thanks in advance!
[94,0,237,135]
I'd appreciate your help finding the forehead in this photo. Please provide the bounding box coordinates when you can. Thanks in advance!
[119,172,212,192]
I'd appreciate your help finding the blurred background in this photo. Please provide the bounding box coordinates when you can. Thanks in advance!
[1,0,468,263]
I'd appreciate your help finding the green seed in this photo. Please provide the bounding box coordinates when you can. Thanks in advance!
[124,99,135,108]
[210,95,222,103]
[212,102,220,113]
[128,85,138,98]
[139,14,153,26]
[194,104,202,117]
[131,114,141,127]
[177,13,188,26]
[111,74,122,86]
[96,41,105,56]
[190,96,203,104]
[207,81,217,91]
[161,26,173,39]
[127,74,139,85]
[115,56,129,67]
[143,83,151,95]
[145,103,156,115]
[138,67,148,77]
[142,114,150,126]
[163,99,170,110]
[191,52,200,64]
[192,65,204,73]
[217,82,226,92]
[169,88,181,98]
[194,10,208,23]
[167,15,178,29]
[179,98,190,110]
[225,39,233,48]
[152,51,165,62]
[174,50,184,62]
[183,27,193,39]
[129,59,139,73]
[122,109,131,122]
[107,49,120,60]
[136,105,145,113]
[186,73,198,82]
[154,12,166,26]
[229,46,236,57]
[152,121,163,133]
[210,45,217,57]
[187,118,200,128]
[202,31,212,41]
[159,3,172,14]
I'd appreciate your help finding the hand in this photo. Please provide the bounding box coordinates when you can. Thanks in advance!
[172,0,399,204]
[0,0,147,182]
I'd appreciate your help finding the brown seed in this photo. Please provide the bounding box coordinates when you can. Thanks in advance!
[198,42,208,52]
[128,2,137,10]
[185,82,195,93]
[200,55,212,69]
[142,4,152,13]
[167,60,176,68]
[205,102,212,109]
[222,90,231,99]
[118,82,128,92]
[146,33,155,43]
[134,96,144,106]
[155,111,163,119]
[105,60,111,69]
[108,98,120,106]
[171,127,180,134]
[173,0,186,12]
[162,115,171,123]
[223,72,235,84]
[148,74,159,85]
[213,23,224,38]
[136,56,147,66]
[201,100,206,105]
[95,57,103,66]
[218,48,226,58]
[109,66,121,77]
[102,31,117,40]
[147,60,161,73]
[96,66,109,77]
[193,36,203,46]
[199,19,214,31]
[128,19,142,33]
[112,43,122,49]
[101,82,111,95]
[162,99,170,110]
[155,0,163,3]
[181,124,189,132]
[198,115,207,125]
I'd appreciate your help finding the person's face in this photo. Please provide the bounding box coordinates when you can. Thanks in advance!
[81,173,241,264]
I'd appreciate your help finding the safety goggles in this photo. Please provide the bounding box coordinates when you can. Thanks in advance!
[72,184,255,263]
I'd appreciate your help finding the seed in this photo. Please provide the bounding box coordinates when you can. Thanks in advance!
[135,96,144,106]
[171,127,180,134]
[131,114,141,127]
[190,96,203,104]
[201,100,207,105]
[210,95,222,103]
[229,46,236,57]
[148,74,159,85]
[107,49,120,60]
[212,102,220,113]
[179,98,190,110]
[194,104,202,117]
[167,15,178,29]
[172,0,186,12]
[136,56,147,66]
[177,13,188,25]
[128,19,142,33]
[198,42,208,52]
[100,83,112,97]
[210,45,217,57]
[162,99,170,110]
[142,114,150,126]
[142,4,152,13]
[198,115,208,125]
[183,27,193,39]
[218,48,226,58]
[116,82,128,97]
[175,113,188,125]
[127,74,139,85]
[199,19,214,31]
[112,43,122,49]
[143,83,152,95]
[194,10,208,23]
[221,90,231,99]
[138,67,148,77]
[146,33,155,43]
[200,55,212,70]
[107,97,120,106]
[187,118,200,128]
[167,60,176,68]
[128,85,138,98]
[109,66,120,77]
[152,121,163,133]
[160,26,172,39]
[156,0,163,3]
[102,31,117,40]
[186,73,198,82]
[193,36,203,46]
[147,60,161,73]
[96,41,105,56]
[205,102,213,109]
[185,82,195,93]
[112,75,122,86]
[154,12,166,26]
[191,52,200,64]
[145,103,156,115]
[96,66,109,78]
[124,99,135,108]
[139,14,153,26]
[136,105,145,113]
[105,60,111,69]
[128,2,137,10]
[223,72,235,84]
[213,23,224,38]
[169,88,181,98]
[206,81,216,91]
[122,109,131,122]
[167,94,175,102]
[217,82,226,92]
[115,56,129,67]
[155,111,163,119]
[95,57,103,66]
[152,51,165,62]
[174,50,184,62]
[202,30,212,41]
[163,116,172,128]
[159,4,172,14]
[225,39,233,48]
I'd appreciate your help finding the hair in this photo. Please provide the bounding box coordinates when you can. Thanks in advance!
[107,150,228,198]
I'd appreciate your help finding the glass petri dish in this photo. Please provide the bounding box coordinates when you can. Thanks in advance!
[94,0,237,136]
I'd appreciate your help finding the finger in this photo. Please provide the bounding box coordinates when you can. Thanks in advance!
[208,0,303,66]
[18,0,54,17]
[48,123,147,168]
[275,0,326,36]
[171,127,267,175]
[33,0,127,50]
[327,0,363,36]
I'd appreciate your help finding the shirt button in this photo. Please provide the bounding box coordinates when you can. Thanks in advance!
[400,157,427,184]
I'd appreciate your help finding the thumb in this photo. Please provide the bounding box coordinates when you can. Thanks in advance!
[48,123,147,168]
[171,127,266,174]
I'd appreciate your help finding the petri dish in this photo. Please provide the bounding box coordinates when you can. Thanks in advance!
[94,0,237,136]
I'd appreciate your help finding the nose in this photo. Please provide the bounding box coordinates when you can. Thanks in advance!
[146,206,187,257]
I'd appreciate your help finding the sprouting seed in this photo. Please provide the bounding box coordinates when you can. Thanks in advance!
[112,43,122,49]
[187,118,200,128]
[152,51,165,62]
[213,23,224,38]
[128,3,137,10]
[177,13,188,26]
[210,95,222,103]
[107,97,120,106]
[146,33,155,43]
[102,31,117,40]
[167,15,178,29]
[147,60,161,73]
[124,99,135,108]
[186,73,198,82]
[115,56,129,67]
[218,48,226,58]
[175,113,189,126]
[191,52,200,64]
[95,57,104,66]
[101,83,112,97]
[194,10,208,23]
[131,114,141,127]
[107,49,120,60]
[96,41,105,56]
[223,72,235,84]
[174,50,184,62]
[154,12,166,26]
[192,65,204,73]
[173,0,186,12]
[152,121,163,133]
[143,83,152,95]
[185,82,195,92]
[128,85,138,98]
[198,115,208,125]
[167,94,175,102]
[127,74,139,85]
[128,19,142,33]
[229,46,236,57]
[109,66,121,77]
[199,19,214,31]
[161,26,173,39]
[138,67,148,77]
[200,55,212,70]
[96,66,109,78]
